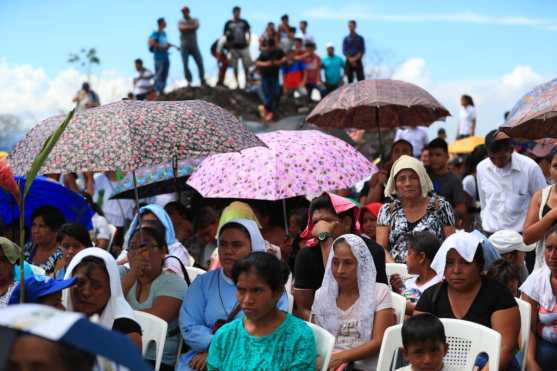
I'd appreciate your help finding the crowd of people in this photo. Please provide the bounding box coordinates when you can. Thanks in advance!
[2,116,557,370]
[122,6,366,122]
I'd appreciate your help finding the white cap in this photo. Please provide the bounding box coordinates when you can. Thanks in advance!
[325,42,334,49]
[488,230,536,254]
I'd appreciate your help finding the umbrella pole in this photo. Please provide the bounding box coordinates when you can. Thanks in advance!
[375,107,384,158]
[132,170,144,244]
[282,199,289,236]
[172,156,181,204]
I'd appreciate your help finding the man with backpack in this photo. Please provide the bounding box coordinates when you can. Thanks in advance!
[223,6,252,88]
[148,17,171,94]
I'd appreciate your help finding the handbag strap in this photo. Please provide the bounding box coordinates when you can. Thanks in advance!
[163,255,191,286]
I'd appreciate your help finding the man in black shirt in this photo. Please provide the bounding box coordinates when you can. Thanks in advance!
[223,6,252,87]
[293,193,387,318]
[255,39,285,122]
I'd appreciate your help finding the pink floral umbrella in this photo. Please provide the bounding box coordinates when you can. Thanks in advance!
[187,130,377,200]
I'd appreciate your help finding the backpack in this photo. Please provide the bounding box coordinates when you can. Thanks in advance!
[148,32,160,53]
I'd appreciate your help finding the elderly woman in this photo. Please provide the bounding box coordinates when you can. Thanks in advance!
[376,155,455,263]
[208,252,316,370]
[122,221,188,371]
[312,234,395,370]
[0,237,19,307]
[177,219,288,371]
[64,247,142,349]
[23,205,65,275]
[520,225,557,370]
[54,223,92,279]
[415,231,520,370]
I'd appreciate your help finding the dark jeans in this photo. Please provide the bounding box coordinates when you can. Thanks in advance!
[536,335,557,370]
[154,59,169,94]
[261,76,281,113]
[346,59,364,82]
[305,83,326,101]
[181,42,205,83]
[323,82,341,96]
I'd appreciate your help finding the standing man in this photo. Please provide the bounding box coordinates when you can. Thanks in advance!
[303,42,323,101]
[342,20,365,82]
[321,43,344,95]
[477,130,546,240]
[178,6,206,86]
[256,39,285,122]
[223,6,252,88]
[148,18,171,95]
[299,20,315,45]
[132,59,154,100]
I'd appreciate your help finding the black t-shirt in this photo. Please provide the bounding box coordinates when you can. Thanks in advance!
[112,317,142,335]
[223,19,250,49]
[257,49,286,79]
[415,277,517,328]
[294,236,387,290]
[428,170,465,208]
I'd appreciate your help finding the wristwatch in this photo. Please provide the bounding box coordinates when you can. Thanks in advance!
[317,232,332,242]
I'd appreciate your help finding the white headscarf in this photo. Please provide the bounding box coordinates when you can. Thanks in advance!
[63,247,136,329]
[384,155,433,198]
[312,234,377,341]
[431,231,483,277]
[217,219,266,252]
[520,265,556,309]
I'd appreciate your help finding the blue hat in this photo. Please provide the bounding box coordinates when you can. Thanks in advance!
[8,276,77,305]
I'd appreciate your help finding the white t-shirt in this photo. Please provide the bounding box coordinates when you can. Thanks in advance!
[402,275,442,303]
[93,174,135,227]
[394,127,429,158]
[462,174,477,200]
[332,283,392,370]
[92,213,112,241]
[458,105,476,136]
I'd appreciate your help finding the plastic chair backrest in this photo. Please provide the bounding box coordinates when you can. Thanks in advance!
[134,311,168,371]
[377,318,501,371]
[306,322,336,371]
[386,263,408,288]
[185,266,206,283]
[515,298,531,371]
[287,292,294,313]
[391,292,406,324]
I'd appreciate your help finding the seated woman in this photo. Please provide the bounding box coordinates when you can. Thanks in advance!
[376,155,455,263]
[520,225,557,370]
[120,204,193,276]
[122,221,188,371]
[54,223,92,279]
[311,234,395,370]
[64,247,142,349]
[390,231,442,315]
[415,231,520,370]
[23,205,66,275]
[208,252,316,370]
[177,219,288,371]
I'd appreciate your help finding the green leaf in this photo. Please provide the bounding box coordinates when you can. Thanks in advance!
[23,109,75,198]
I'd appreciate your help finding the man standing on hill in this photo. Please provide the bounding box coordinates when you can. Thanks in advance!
[178,6,206,86]
[223,6,252,88]
[148,18,171,94]
[342,20,365,82]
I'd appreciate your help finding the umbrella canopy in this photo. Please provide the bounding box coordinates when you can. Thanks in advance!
[110,158,201,199]
[0,176,94,229]
[187,130,377,200]
[500,78,557,139]
[306,79,450,129]
[8,100,265,175]
[0,304,150,371]
[448,136,485,154]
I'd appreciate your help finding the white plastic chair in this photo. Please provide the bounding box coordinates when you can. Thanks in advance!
[287,292,294,313]
[134,311,168,371]
[386,263,409,288]
[306,322,336,371]
[377,318,501,371]
[185,266,206,284]
[516,298,531,371]
[391,292,407,324]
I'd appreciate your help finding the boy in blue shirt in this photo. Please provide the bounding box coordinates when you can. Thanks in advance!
[321,43,345,95]
[149,18,171,94]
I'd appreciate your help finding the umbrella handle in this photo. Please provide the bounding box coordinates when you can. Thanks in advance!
[282,199,289,237]
[132,171,144,245]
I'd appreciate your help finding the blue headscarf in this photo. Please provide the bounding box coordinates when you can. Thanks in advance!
[124,204,176,248]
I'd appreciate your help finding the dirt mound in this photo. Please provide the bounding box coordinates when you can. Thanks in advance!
[158,85,316,122]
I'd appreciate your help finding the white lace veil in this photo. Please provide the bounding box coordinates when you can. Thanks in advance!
[312,234,377,341]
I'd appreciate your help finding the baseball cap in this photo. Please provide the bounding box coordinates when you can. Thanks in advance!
[8,276,77,305]
[488,230,535,254]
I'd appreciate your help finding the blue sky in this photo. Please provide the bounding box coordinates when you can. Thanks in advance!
[1,0,557,138]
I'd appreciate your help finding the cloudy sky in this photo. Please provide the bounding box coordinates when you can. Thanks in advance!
[1,0,556,140]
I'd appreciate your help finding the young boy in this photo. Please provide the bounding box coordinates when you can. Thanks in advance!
[426,138,466,221]
[390,231,442,314]
[397,313,449,371]
[488,229,533,284]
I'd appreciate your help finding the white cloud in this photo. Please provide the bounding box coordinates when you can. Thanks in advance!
[303,6,557,31]
[390,59,547,139]
[0,59,131,127]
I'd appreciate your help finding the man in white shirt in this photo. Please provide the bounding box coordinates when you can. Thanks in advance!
[132,59,154,100]
[93,172,135,228]
[477,130,546,235]
[394,126,429,158]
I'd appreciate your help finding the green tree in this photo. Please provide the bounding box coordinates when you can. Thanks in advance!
[68,48,101,82]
